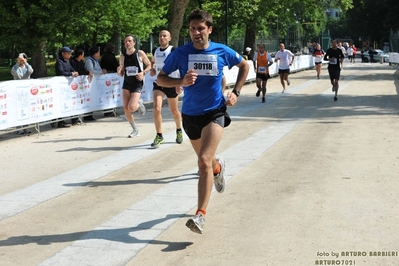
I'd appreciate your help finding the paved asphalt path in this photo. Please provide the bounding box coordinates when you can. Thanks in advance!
[1,62,399,266]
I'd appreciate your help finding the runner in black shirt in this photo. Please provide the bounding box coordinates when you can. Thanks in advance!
[324,40,344,101]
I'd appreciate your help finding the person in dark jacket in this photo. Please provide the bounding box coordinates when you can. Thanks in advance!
[52,46,78,128]
[369,47,374,63]
[101,43,118,73]
[55,46,79,77]
[70,48,91,76]
[100,43,120,117]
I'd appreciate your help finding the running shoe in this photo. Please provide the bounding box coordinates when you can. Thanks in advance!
[282,88,285,93]
[176,130,183,144]
[17,129,32,135]
[287,79,290,86]
[128,129,140,138]
[262,97,266,103]
[138,98,146,116]
[58,122,71,128]
[151,135,165,148]
[256,90,261,97]
[334,96,338,101]
[186,213,205,234]
[214,158,226,193]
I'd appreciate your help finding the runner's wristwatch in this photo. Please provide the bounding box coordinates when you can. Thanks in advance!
[232,89,240,97]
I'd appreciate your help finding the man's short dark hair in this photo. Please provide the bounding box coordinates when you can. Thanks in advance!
[104,43,115,53]
[73,48,84,58]
[89,46,99,56]
[188,9,213,27]
[125,34,136,42]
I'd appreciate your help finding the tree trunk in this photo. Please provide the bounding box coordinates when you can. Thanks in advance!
[112,32,122,54]
[31,41,47,78]
[244,19,257,55]
[168,0,190,47]
[92,31,98,47]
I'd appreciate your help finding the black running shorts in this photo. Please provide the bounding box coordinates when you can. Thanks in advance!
[153,82,178,98]
[182,106,230,140]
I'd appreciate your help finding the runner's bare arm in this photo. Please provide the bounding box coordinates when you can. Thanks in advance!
[139,50,152,74]
[158,69,198,87]
[233,59,250,92]
[226,59,250,106]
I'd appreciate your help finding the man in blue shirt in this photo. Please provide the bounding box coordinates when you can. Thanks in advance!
[157,9,249,234]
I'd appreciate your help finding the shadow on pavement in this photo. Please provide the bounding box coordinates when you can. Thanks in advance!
[0,214,193,252]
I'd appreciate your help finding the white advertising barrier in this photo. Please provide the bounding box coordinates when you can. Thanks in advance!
[389,53,399,64]
[141,74,156,103]
[224,54,319,85]
[1,55,318,131]
[0,74,124,130]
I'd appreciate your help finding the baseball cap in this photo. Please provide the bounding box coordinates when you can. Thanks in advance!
[245,47,251,52]
[61,46,72,53]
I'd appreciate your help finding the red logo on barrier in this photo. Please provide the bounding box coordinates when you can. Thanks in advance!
[30,87,39,95]
[71,83,78,90]
[105,80,111,86]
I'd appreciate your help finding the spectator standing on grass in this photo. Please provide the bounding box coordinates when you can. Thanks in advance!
[11,53,33,80]
[11,53,34,135]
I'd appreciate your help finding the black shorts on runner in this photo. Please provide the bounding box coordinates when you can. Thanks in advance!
[123,86,142,93]
[153,82,178,98]
[328,68,341,80]
[123,80,143,93]
[278,69,290,74]
[182,106,231,140]
[315,62,322,65]
[256,73,270,81]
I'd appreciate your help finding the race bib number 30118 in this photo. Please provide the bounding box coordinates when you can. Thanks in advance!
[188,54,218,76]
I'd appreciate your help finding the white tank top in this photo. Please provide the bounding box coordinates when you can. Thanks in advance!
[153,46,179,79]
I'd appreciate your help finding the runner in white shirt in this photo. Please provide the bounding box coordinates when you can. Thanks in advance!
[274,43,295,93]
[149,30,183,148]
[347,46,354,64]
